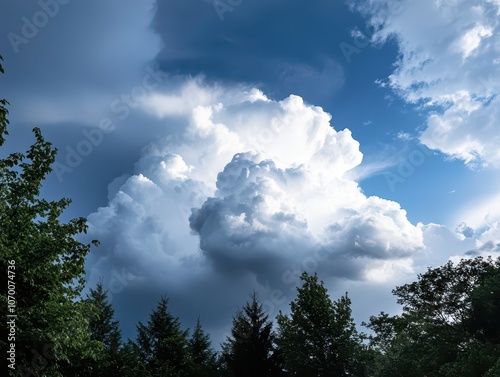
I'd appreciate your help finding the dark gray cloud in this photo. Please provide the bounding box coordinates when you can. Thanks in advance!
[0,0,163,218]
[151,0,360,104]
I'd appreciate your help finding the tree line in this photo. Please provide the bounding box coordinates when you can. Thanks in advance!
[1,55,500,376]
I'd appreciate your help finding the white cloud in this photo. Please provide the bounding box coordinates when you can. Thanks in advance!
[420,93,500,168]
[360,0,500,167]
[362,258,414,283]
[86,80,427,302]
[142,79,269,118]
[83,78,500,342]
[454,191,500,229]
[417,222,477,267]
[396,131,413,141]
[455,25,493,59]
[475,221,500,254]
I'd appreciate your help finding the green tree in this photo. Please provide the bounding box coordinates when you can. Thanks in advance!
[221,291,284,377]
[485,357,500,377]
[135,295,190,377]
[84,280,147,376]
[367,256,500,377]
[85,280,121,352]
[0,54,101,376]
[0,55,8,145]
[469,272,500,343]
[188,317,219,377]
[277,272,362,376]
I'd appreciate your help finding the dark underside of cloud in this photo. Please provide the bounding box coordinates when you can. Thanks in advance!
[151,0,362,103]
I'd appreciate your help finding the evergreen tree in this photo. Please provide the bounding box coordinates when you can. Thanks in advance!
[86,280,122,351]
[136,295,190,377]
[0,54,101,376]
[188,317,219,377]
[277,272,362,376]
[222,291,284,377]
[84,280,147,376]
[118,341,150,376]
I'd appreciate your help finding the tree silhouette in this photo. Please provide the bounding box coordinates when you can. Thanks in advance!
[222,291,284,377]
[84,280,147,376]
[136,295,190,377]
[188,317,219,377]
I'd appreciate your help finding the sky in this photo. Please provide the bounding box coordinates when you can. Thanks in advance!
[1,0,499,346]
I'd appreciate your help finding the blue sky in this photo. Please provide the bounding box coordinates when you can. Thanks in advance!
[1,0,499,345]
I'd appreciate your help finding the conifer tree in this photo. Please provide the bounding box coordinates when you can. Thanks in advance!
[84,280,147,376]
[86,280,122,351]
[136,295,190,377]
[222,291,284,377]
[188,317,219,377]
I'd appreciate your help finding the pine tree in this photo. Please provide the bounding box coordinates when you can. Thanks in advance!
[84,280,147,376]
[86,280,122,351]
[222,291,284,377]
[276,272,361,376]
[188,317,218,377]
[136,295,190,377]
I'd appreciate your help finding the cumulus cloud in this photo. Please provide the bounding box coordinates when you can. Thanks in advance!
[83,79,431,339]
[81,77,500,345]
[358,0,500,167]
[90,79,425,282]
[454,191,500,230]
[468,221,500,255]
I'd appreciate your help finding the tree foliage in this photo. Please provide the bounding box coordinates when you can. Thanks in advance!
[222,291,284,377]
[0,54,101,376]
[135,295,190,377]
[277,272,363,376]
[188,317,219,377]
[83,281,147,376]
[85,281,122,352]
[366,256,500,377]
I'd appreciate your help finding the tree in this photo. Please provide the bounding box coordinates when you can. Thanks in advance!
[485,357,500,377]
[85,280,122,351]
[395,256,500,377]
[135,295,190,377]
[393,256,500,327]
[276,272,362,376]
[0,54,101,376]
[469,272,500,343]
[221,291,284,377]
[84,281,147,376]
[364,312,431,377]
[188,317,219,377]
[0,55,8,145]
[366,256,500,377]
